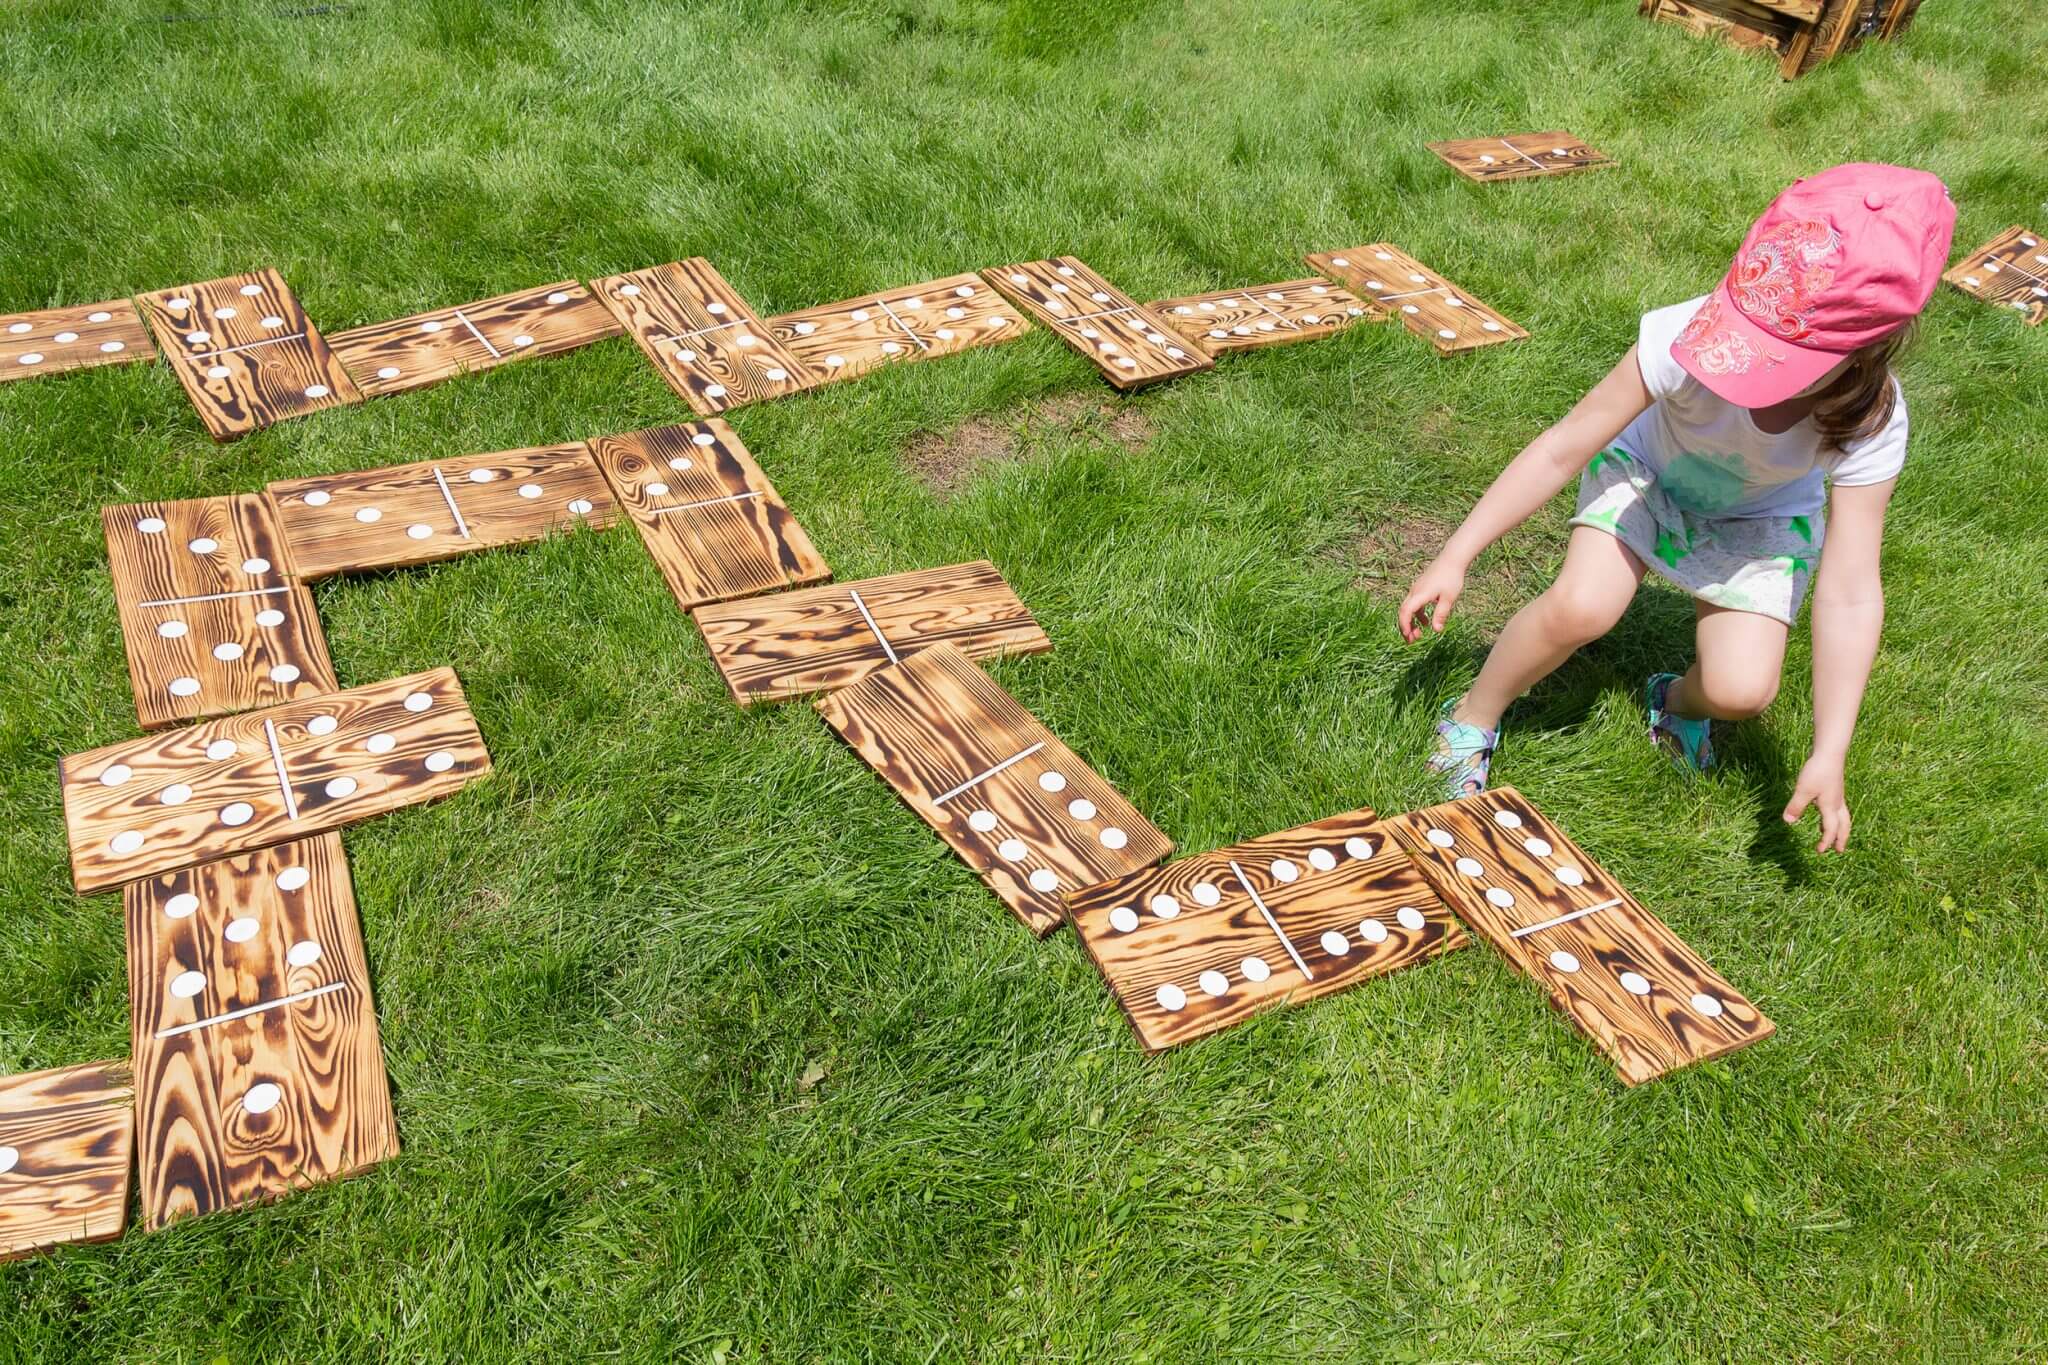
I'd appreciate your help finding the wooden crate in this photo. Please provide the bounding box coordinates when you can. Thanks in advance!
[1640,0,1923,77]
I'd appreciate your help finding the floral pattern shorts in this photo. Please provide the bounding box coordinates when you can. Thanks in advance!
[1570,446,1824,625]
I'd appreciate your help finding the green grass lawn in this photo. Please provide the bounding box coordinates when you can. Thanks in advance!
[3,0,2045,1358]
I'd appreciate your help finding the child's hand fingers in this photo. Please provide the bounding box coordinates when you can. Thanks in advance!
[1818,802,1851,853]
[1782,788,1814,827]
[1396,589,1428,642]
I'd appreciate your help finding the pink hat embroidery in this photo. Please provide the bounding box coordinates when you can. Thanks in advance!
[1673,163,1956,406]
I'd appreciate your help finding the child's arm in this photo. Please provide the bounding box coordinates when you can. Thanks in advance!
[1397,347,1654,642]
[1782,476,1894,853]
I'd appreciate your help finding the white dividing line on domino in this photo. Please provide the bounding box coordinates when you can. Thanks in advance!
[430,465,473,540]
[138,585,289,609]
[874,298,931,352]
[1371,284,1451,304]
[1228,858,1315,982]
[931,741,1046,807]
[155,979,347,1039]
[848,588,899,664]
[1501,138,1552,172]
[264,717,300,822]
[453,309,502,359]
[1055,304,1139,326]
[1509,896,1625,939]
[646,490,764,517]
[188,331,307,360]
[653,317,747,346]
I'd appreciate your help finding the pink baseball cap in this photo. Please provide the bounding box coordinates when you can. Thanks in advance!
[1672,162,1956,407]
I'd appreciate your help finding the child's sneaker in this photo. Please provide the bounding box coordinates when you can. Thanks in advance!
[1427,696,1498,799]
[1646,671,1714,773]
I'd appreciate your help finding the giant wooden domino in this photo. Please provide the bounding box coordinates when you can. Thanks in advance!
[588,421,829,611]
[1426,131,1614,184]
[1066,809,1466,1052]
[135,269,362,439]
[125,833,398,1230]
[266,443,618,578]
[693,561,1049,706]
[984,257,1213,390]
[1943,226,2047,326]
[764,273,1029,385]
[591,259,819,414]
[1387,787,1773,1084]
[1147,279,1370,357]
[1306,244,1527,354]
[330,279,623,398]
[0,1062,133,1260]
[816,643,1170,935]
[103,495,338,730]
[2,299,153,382]
[60,667,490,894]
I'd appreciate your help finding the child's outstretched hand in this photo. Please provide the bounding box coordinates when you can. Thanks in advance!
[1783,754,1852,853]
[1398,557,1467,643]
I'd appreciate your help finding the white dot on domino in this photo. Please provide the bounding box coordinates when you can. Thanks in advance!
[1486,887,1513,909]
[1619,971,1651,996]
[425,751,455,773]
[277,865,310,892]
[304,385,330,399]
[188,537,218,554]
[1523,836,1552,858]
[206,740,236,760]
[1555,866,1585,887]
[1241,956,1271,983]
[225,917,258,943]
[168,677,200,698]
[1066,799,1095,821]
[1320,930,1349,956]
[356,507,382,523]
[1109,906,1139,933]
[1156,984,1186,1012]
[1150,895,1180,919]
[645,482,669,497]
[968,809,997,832]
[1360,918,1387,943]
[366,733,396,754]
[1270,859,1298,883]
[170,970,206,999]
[1397,906,1426,931]
[1425,829,1453,848]
[1549,950,1579,973]
[1100,827,1128,849]
[211,642,243,662]
[1346,836,1373,860]
[256,609,284,628]
[1454,857,1484,878]
[1038,771,1066,793]
[165,892,199,919]
[1198,970,1228,997]
[520,483,544,498]
[1028,869,1058,894]
[1308,847,1337,872]
[242,1082,282,1115]
[998,839,1028,861]
[100,764,131,786]
[548,292,570,304]
[110,830,145,855]
[269,664,300,684]
[1192,882,1220,907]
[157,620,187,639]
[404,691,433,712]
[1691,993,1725,1018]
[568,499,593,515]
[325,777,357,799]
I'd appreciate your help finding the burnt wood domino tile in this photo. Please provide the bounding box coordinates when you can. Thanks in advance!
[1306,244,1528,353]
[694,560,1051,706]
[1066,809,1466,1053]
[60,666,490,894]
[266,442,618,578]
[125,834,397,1231]
[588,420,829,611]
[816,643,1171,935]
[1943,225,2047,325]
[983,257,1213,390]
[104,495,338,730]
[1426,131,1615,183]
[135,269,362,440]
[329,279,623,398]
[591,259,820,414]
[0,1062,133,1260]
[1387,786,1773,1085]
[1,299,153,382]
[1147,278,1371,356]
[764,273,1030,384]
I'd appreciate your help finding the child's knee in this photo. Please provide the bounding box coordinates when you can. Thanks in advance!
[1696,664,1779,720]
[1538,583,1627,644]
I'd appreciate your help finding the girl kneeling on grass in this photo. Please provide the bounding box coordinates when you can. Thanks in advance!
[1397,163,1955,852]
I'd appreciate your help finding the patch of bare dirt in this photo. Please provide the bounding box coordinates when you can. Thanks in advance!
[1335,508,1555,627]
[904,393,1155,495]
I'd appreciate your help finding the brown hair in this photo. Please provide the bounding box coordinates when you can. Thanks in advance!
[1811,322,1915,455]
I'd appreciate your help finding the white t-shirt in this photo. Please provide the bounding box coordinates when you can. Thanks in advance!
[1616,296,1908,519]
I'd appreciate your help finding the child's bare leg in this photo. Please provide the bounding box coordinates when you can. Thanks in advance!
[1455,527,1647,730]
[1663,603,1789,721]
